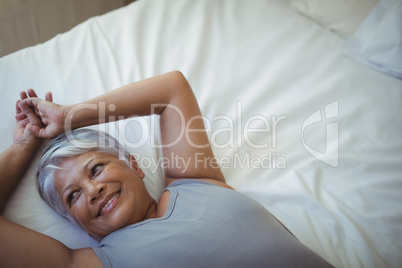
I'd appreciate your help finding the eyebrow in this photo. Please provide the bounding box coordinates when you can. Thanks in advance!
[61,157,97,196]
[83,157,97,173]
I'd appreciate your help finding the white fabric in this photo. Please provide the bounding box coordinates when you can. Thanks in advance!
[290,0,378,37]
[1,0,402,267]
[342,0,402,79]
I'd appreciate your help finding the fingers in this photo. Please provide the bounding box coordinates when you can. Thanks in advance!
[18,98,42,126]
[23,89,40,115]
[27,122,50,139]
[20,91,28,100]
[17,91,30,119]
[15,113,27,121]
[19,118,30,128]
[15,89,55,139]
[15,100,26,123]
[45,91,53,102]
[15,99,27,119]
[20,89,51,101]
[17,89,53,117]
[18,97,38,112]
[16,100,21,114]
[26,123,42,137]
[27,88,38,98]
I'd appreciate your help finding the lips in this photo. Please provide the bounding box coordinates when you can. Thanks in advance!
[97,190,121,217]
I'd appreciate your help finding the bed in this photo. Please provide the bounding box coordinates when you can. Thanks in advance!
[1,0,401,267]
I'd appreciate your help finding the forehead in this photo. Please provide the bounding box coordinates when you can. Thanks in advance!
[58,150,118,168]
[56,151,105,172]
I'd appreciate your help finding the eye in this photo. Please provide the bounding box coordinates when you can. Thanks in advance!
[91,163,104,177]
[67,190,80,205]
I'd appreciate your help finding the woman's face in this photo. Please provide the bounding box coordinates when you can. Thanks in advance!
[54,151,152,240]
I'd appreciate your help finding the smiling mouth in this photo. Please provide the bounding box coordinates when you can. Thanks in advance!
[97,190,121,217]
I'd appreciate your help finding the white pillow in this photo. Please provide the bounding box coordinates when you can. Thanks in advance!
[342,0,402,80]
[290,0,378,37]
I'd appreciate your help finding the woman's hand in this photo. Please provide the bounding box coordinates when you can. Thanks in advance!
[17,91,65,139]
[13,89,53,146]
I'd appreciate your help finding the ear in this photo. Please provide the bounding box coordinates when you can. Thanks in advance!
[129,154,145,179]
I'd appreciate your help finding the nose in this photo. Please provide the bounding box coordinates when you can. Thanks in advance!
[83,180,105,204]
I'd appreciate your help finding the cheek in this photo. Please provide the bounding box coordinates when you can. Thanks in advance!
[98,169,137,187]
[70,198,91,220]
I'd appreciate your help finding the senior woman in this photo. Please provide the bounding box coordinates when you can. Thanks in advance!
[0,71,332,267]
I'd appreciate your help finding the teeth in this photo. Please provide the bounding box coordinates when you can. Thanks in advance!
[100,192,120,215]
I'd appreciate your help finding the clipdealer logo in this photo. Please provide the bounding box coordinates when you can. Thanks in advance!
[63,100,339,170]
[301,101,339,167]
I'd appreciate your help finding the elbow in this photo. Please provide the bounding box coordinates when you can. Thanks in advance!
[170,70,188,84]
[171,70,185,78]
[168,70,192,93]
[159,70,194,109]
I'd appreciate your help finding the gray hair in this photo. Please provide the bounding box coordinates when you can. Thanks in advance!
[37,129,130,224]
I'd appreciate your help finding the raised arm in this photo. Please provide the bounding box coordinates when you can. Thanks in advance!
[0,90,51,214]
[1,90,102,267]
[19,71,227,186]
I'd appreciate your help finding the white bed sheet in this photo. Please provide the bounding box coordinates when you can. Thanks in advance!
[1,0,402,267]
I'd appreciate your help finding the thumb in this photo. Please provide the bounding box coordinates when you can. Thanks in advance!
[26,123,40,137]
[26,123,48,139]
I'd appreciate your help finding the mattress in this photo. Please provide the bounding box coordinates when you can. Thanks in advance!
[1,0,401,267]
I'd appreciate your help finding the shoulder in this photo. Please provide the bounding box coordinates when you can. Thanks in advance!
[166,178,234,190]
[156,178,234,218]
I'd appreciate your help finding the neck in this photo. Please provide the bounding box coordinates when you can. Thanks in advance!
[143,199,159,220]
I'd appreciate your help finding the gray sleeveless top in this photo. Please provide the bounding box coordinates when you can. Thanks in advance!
[92,179,332,267]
